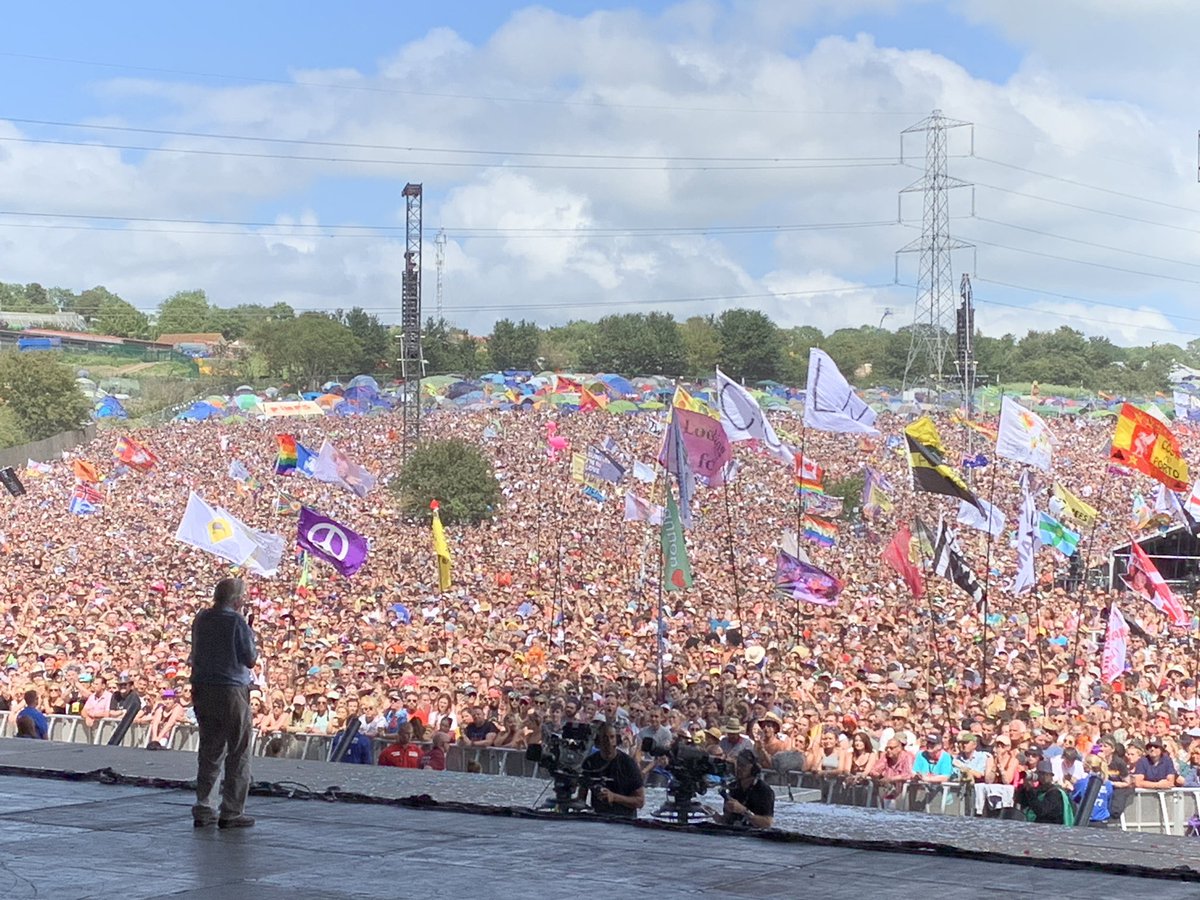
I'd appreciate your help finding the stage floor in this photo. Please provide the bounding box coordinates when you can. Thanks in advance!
[0,739,1195,898]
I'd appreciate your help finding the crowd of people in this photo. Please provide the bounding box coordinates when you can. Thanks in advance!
[3,390,1200,824]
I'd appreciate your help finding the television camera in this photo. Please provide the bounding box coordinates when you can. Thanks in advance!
[642,735,730,825]
[525,722,600,813]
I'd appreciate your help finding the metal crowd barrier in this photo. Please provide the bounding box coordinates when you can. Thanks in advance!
[15,717,1200,835]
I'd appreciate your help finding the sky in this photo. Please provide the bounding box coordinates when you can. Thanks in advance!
[0,0,1198,348]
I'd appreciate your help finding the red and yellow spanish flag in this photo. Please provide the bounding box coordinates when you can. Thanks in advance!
[1111,403,1189,491]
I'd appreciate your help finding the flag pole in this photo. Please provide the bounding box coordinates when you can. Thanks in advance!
[794,425,808,640]
[721,477,744,638]
[913,525,950,739]
[979,455,1001,699]
[656,508,666,704]
[1065,464,1112,707]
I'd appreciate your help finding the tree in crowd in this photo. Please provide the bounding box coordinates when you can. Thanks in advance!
[581,312,685,376]
[251,313,362,389]
[422,317,482,375]
[393,439,500,525]
[717,308,783,382]
[488,318,541,371]
[0,351,91,440]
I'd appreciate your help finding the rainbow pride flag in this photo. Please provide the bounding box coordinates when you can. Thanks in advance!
[802,514,838,548]
[275,435,299,475]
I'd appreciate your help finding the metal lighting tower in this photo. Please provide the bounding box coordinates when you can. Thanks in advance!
[434,227,446,322]
[897,109,974,395]
[400,183,423,457]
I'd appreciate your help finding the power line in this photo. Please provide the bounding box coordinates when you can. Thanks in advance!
[0,134,902,172]
[974,156,1200,216]
[973,275,1200,326]
[972,295,1197,341]
[963,234,1200,287]
[1,116,897,164]
[974,181,1200,237]
[0,51,925,117]
[0,213,898,240]
[974,216,1200,271]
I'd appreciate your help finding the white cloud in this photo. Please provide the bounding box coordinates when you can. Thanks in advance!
[0,2,1195,348]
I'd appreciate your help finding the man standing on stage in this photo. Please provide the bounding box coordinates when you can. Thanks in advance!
[189,577,257,829]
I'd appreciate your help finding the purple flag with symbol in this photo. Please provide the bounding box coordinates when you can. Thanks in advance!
[297,506,368,577]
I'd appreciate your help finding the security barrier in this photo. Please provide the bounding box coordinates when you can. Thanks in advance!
[10,715,1200,836]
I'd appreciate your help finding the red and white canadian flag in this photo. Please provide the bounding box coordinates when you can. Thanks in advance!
[1124,537,1190,627]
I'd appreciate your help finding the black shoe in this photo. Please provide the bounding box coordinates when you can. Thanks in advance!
[193,816,216,828]
[218,814,255,829]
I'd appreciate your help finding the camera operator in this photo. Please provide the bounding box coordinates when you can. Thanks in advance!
[718,749,775,829]
[579,723,645,818]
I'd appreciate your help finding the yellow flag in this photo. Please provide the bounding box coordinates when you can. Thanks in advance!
[1053,483,1098,528]
[431,503,452,593]
[672,385,715,417]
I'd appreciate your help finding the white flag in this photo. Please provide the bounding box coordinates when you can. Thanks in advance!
[715,368,794,464]
[1011,472,1039,595]
[623,491,663,525]
[175,492,260,567]
[312,440,377,498]
[632,460,656,484]
[228,459,251,483]
[957,497,1005,538]
[802,349,879,435]
[996,396,1053,471]
[175,491,284,577]
[1100,602,1129,684]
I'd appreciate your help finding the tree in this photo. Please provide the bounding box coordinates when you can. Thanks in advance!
[23,283,53,309]
[716,308,782,382]
[780,325,824,385]
[822,326,891,384]
[251,313,362,389]
[489,319,540,371]
[72,286,124,325]
[95,295,150,339]
[0,351,91,440]
[680,315,722,378]
[393,439,500,525]
[539,320,595,371]
[422,317,479,375]
[154,290,211,336]
[580,312,685,375]
[339,307,392,373]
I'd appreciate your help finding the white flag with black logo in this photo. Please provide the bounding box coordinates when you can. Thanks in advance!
[933,515,985,610]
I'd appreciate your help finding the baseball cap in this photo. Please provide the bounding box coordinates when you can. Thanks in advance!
[1145,738,1165,749]
[925,733,942,745]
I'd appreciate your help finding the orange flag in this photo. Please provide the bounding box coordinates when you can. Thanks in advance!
[72,460,100,483]
[579,386,608,411]
[1110,403,1189,491]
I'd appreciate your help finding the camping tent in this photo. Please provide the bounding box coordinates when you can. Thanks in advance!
[94,396,128,419]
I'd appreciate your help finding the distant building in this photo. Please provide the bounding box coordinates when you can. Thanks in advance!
[0,311,86,331]
[154,332,227,357]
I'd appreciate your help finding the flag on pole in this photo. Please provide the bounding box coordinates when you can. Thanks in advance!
[175,491,284,575]
[794,455,824,492]
[881,525,924,598]
[957,497,1005,538]
[431,500,452,593]
[624,490,664,525]
[659,414,695,528]
[913,516,937,561]
[1053,482,1098,528]
[996,396,1054,471]
[715,367,794,464]
[72,460,101,483]
[275,435,299,475]
[68,485,98,516]
[1101,601,1129,684]
[585,445,626,484]
[1124,537,1190,626]
[775,550,841,607]
[311,440,377,498]
[932,516,985,609]
[862,466,894,517]
[0,467,24,497]
[113,436,158,472]
[632,460,656,484]
[905,417,984,510]
[1013,472,1039,595]
[1037,512,1080,556]
[1110,402,1189,491]
[801,514,838,548]
[658,406,731,486]
[802,348,880,435]
[296,506,369,577]
[660,487,693,591]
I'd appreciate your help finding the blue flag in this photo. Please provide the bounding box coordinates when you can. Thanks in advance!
[659,416,694,528]
[296,441,317,477]
[1037,512,1080,556]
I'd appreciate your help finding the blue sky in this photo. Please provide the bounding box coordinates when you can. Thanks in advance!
[0,2,1194,344]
